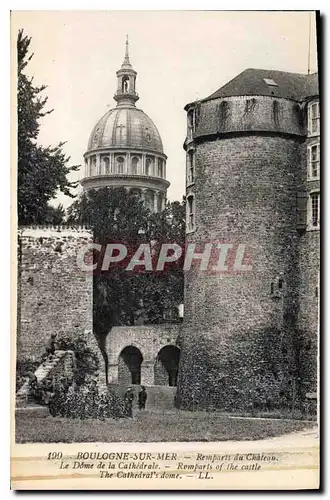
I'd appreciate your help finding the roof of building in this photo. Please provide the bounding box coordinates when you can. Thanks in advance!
[203,68,319,103]
[86,106,164,154]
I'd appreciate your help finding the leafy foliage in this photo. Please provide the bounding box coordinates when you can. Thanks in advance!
[67,187,185,381]
[17,29,79,225]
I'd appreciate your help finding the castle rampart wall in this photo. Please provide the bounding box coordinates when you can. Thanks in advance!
[178,94,308,411]
[17,226,93,362]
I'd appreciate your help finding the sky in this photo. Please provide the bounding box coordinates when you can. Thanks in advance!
[12,10,318,208]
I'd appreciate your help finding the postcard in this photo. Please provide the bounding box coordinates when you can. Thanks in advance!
[11,10,320,490]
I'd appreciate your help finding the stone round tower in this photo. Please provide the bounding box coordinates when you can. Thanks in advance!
[177,69,316,411]
[81,37,169,212]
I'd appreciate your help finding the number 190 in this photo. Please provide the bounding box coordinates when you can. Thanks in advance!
[47,452,63,460]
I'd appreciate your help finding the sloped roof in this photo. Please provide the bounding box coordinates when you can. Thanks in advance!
[204,68,319,102]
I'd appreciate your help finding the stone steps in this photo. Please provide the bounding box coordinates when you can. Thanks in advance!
[16,350,75,408]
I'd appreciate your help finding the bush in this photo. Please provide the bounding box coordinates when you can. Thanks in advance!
[49,381,126,419]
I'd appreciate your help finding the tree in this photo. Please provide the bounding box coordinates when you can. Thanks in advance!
[67,187,185,382]
[17,29,79,225]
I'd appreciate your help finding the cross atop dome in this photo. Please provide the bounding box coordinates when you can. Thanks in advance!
[114,36,139,106]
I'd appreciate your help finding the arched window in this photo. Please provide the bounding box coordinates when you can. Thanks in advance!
[91,156,97,176]
[145,157,153,176]
[187,194,195,232]
[131,156,139,175]
[102,156,110,174]
[122,76,129,93]
[116,156,125,174]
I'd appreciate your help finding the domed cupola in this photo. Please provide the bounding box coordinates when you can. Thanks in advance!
[81,36,169,213]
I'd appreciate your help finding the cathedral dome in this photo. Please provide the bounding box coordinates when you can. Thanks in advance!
[87,106,164,154]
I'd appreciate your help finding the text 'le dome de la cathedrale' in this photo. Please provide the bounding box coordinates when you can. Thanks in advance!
[17,37,319,414]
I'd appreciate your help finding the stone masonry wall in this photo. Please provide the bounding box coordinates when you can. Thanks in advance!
[295,101,320,397]
[107,324,182,385]
[194,95,305,139]
[17,227,93,363]
[297,230,319,394]
[296,134,320,395]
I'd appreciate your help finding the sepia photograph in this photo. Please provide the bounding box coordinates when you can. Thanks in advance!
[11,9,320,490]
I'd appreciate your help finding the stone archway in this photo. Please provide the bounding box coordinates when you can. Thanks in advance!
[118,346,143,385]
[154,345,180,386]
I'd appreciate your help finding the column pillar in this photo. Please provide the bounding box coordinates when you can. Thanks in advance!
[108,363,118,384]
[126,152,130,174]
[129,75,135,93]
[142,153,146,175]
[141,361,154,386]
[110,153,114,173]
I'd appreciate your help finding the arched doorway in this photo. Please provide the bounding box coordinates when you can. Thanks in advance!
[118,346,143,385]
[154,346,180,386]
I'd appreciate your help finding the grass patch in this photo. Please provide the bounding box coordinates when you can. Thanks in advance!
[15,409,314,443]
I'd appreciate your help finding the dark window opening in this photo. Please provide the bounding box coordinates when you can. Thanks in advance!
[187,195,195,231]
[122,76,129,93]
[116,156,125,174]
